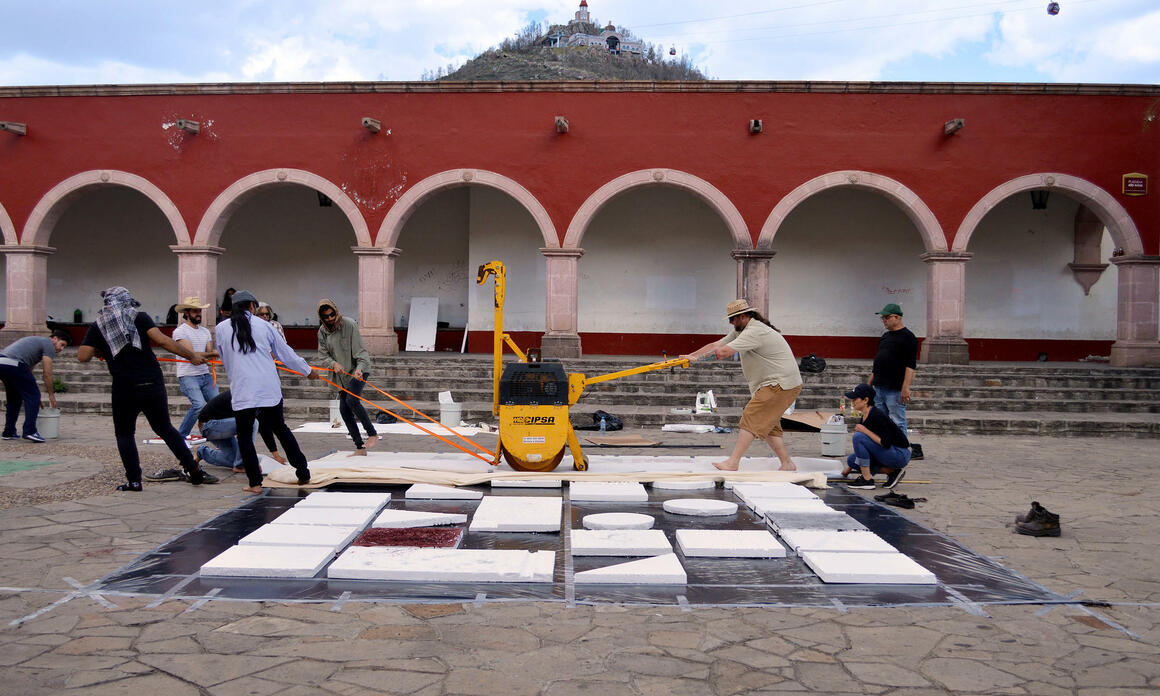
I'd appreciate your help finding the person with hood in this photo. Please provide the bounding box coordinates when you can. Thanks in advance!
[317,299,379,455]
[77,286,216,491]
[217,290,317,493]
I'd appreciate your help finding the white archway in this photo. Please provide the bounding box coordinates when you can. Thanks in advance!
[0,201,15,245]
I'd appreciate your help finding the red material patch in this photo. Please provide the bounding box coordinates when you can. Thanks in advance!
[353,527,463,548]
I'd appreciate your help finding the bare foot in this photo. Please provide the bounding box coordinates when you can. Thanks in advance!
[364,435,379,450]
[840,467,851,477]
[349,448,368,457]
[232,466,244,473]
[778,464,797,471]
[712,460,739,471]
[242,485,262,494]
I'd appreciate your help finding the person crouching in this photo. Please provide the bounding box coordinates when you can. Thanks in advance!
[842,383,910,490]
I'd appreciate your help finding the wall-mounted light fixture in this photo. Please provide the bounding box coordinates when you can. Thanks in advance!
[555,116,569,134]
[1030,190,1050,210]
[0,121,28,136]
[176,118,200,134]
[362,117,381,133]
[749,119,763,134]
[943,118,965,135]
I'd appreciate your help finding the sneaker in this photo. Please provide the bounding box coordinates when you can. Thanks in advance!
[185,435,206,445]
[145,468,185,482]
[847,477,876,490]
[910,443,924,460]
[22,432,46,443]
[883,468,907,489]
[1015,503,1061,537]
[296,468,312,485]
[192,468,218,484]
[2,432,19,440]
[187,467,204,485]
[116,481,143,492]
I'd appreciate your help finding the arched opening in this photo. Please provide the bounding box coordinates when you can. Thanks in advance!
[0,202,12,321]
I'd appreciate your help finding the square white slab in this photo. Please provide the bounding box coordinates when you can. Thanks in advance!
[490,479,563,488]
[570,529,672,556]
[270,506,379,528]
[675,529,786,558]
[294,492,392,510]
[569,481,649,502]
[573,553,687,585]
[649,480,716,491]
[238,523,361,549]
[470,496,562,532]
[327,546,555,583]
[405,483,483,500]
[765,511,868,532]
[200,544,336,578]
[732,482,819,504]
[777,529,896,554]
[750,498,833,517]
[371,509,468,528]
[801,550,937,584]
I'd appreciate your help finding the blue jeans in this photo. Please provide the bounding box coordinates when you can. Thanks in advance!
[0,360,41,437]
[846,432,911,475]
[178,373,218,437]
[197,417,241,469]
[873,386,907,432]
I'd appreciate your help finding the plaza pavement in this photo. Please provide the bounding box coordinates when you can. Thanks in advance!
[0,413,1158,695]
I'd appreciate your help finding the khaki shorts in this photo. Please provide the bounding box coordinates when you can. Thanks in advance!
[739,384,802,439]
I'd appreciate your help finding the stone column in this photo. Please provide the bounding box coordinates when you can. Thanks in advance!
[171,245,223,308]
[919,251,972,364]
[356,246,399,356]
[732,249,776,317]
[540,247,583,358]
[0,245,54,341]
[1110,255,1160,367]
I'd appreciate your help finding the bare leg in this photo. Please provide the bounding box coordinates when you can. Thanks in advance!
[766,434,796,471]
[713,429,756,471]
[364,435,379,450]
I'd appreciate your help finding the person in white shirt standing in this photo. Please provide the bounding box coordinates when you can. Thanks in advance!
[172,297,219,441]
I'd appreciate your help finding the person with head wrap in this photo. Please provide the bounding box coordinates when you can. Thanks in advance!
[317,298,378,455]
[77,286,216,491]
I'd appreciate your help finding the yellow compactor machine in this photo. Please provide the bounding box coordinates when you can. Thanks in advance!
[476,261,689,472]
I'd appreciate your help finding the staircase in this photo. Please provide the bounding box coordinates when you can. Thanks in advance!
[48,352,1160,437]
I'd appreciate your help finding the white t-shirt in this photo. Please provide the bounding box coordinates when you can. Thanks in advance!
[172,322,212,377]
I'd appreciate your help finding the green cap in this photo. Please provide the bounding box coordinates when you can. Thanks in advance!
[877,303,903,317]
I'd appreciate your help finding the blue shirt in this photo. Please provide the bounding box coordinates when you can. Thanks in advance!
[1,336,55,367]
[215,313,311,410]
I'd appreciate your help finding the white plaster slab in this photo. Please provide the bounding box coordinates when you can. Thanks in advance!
[732,482,819,503]
[270,506,379,528]
[662,499,739,517]
[801,550,937,584]
[327,546,555,582]
[238,523,361,549]
[582,512,655,530]
[292,422,485,437]
[371,509,468,528]
[750,498,834,517]
[573,553,687,585]
[649,480,716,491]
[200,544,335,578]
[570,529,672,556]
[777,529,897,554]
[675,529,786,558]
[405,296,439,351]
[405,483,484,500]
[399,459,493,474]
[491,479,563,488]
[469,496,562,532]
[766,511,868,532]
[294,492,392,510]
[569,481,649,502]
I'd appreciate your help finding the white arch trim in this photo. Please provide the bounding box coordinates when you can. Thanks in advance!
[563,169,749,249]
[376,169,557,249]
[21,170,188,247]
[194,168,371,248]
[0,201,15,246]
[953,173,1144,255]
[759,171,946,253]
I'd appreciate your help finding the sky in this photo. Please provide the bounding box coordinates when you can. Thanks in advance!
[0,0,1157,86]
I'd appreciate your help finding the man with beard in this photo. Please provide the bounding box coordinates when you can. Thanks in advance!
[172,296,219,441]
[317,299,379,456]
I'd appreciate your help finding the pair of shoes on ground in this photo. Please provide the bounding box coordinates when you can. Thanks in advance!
[846,468,907,490]
[144,467,219,485]
[874,490,927,509]
[1015,501,1061,537]
[3,432,45,442]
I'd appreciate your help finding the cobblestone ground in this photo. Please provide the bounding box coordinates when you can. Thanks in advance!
[1,414,1158,695]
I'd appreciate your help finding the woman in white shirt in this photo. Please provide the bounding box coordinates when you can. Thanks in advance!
[216,290,318,493]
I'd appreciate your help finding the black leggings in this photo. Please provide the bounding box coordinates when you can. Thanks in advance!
[339,373,377,448]
[112,382,196,484]
[234,400,308,487]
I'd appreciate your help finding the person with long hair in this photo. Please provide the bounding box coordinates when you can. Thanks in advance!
[215,290,318,493]
[218,287,236,321]
[78,286,216,491]
[682,299,803,472]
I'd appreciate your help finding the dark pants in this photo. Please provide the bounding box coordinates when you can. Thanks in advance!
[340,373,377,449]
[0,361,41,437]
[112,381,196,484]
[234,400,308,488]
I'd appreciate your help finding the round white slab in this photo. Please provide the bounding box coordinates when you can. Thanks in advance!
[581,513,655,530]
[663,499,739,516]
[650,480,717,491]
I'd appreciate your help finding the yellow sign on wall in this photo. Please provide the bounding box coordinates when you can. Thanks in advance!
[1123,173,1148,196]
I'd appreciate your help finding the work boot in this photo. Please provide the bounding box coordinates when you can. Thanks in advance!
[910,443,924,460]
[1015,502,1061,537]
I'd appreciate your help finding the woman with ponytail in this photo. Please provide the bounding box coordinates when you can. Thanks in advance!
[215,290,318,493]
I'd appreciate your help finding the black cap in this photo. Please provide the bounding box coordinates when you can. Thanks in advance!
[844,384,875,403]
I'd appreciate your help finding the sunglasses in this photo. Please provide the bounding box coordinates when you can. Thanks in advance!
[321,312,337,320]
[257,312,271,317]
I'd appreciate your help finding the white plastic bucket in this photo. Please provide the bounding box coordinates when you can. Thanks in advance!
[819,422,846,457]
[328,399,341,424]
[39,407,61,439]
[440,403,462,428]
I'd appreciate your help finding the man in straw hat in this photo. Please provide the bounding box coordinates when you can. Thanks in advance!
[682,299,803,471]
[172,296,220,441]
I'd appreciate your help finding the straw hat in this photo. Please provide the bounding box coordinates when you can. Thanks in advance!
[175,296,211,312]
[725,299,754,318]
